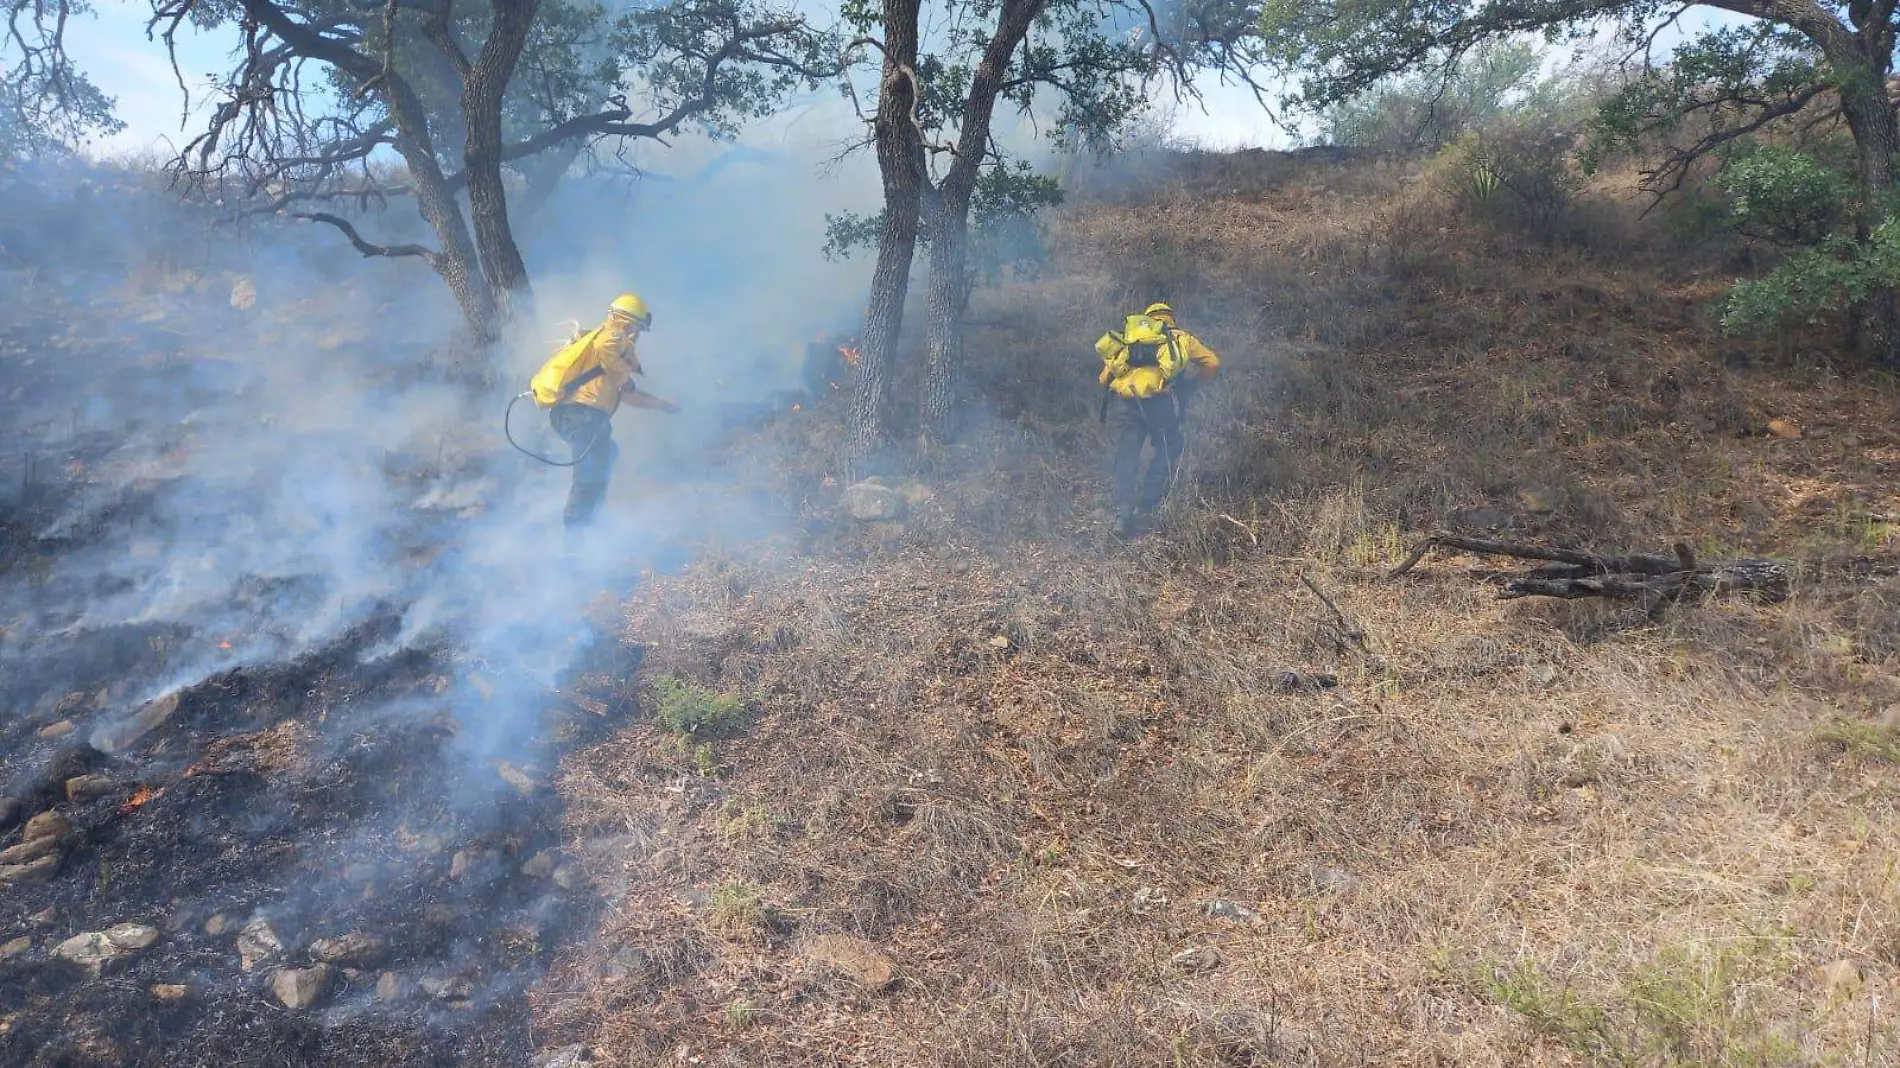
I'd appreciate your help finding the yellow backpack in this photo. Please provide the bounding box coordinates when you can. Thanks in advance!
[1096,314,1184,394]
[528,326,605,409]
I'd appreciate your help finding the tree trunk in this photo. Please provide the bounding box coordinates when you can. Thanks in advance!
[461,0,540,328]
[916,0,1044,442]
[385,79,499,341]
[847,0,925,460]
[1838,53,1900,366]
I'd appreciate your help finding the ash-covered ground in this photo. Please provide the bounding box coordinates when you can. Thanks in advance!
[0,160,865,1067]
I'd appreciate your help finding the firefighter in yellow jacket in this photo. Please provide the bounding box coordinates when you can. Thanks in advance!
[1095,302,1219,535]
[529,293,679,530]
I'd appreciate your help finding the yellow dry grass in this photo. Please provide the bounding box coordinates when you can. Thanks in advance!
[534,147,1900,1067]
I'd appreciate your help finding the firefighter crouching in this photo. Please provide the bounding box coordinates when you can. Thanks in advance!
[1095,301,1219,536]
[529,293,680,532]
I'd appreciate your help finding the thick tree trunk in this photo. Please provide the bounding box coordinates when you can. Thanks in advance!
[385,80,499,342]
[916,0,1044,442]
[847,0,925,460]
[1838,56,1900,366]
[461,0,540,328]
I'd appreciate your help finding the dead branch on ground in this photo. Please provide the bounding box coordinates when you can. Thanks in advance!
[1389,533,1791,619]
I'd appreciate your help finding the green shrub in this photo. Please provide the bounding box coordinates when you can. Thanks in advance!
[650,676,748,738]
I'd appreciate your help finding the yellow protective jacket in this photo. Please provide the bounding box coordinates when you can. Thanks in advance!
[530,316,663,416]
[1095,315,1220,399]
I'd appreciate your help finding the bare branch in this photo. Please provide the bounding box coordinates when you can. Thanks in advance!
[291,211,440,265]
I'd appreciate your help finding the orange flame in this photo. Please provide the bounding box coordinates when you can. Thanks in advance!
[838,344,861,367]
[117,785,159,816]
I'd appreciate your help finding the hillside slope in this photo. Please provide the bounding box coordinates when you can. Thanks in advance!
[535,148,1900,1066]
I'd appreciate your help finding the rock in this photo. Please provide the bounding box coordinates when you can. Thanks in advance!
[54,924,160,977]
[91,692,182,755]
[204,914,231,937]
[0,935,31,960]
[1311,867,1358,894]
[804,934,897,990]
[1171,946,1222,972]
[270,964,332,1009]
[1129,886,1169,916]
[1811,958,1864,997]
[522,850,559,879]
[0,833,61,865]
[551,864,581,891]
[842,479,907,522]
[64,774,115,804]
[22,811,70,841]
[237,918,283,971]
[28,907,56,926]
[1767,418,1802,440]
[309,931,384,966]
[38,720,75,740]
[533,1045,594,1068]
[0,853,59,886]
[419,975,473,1001]
[1518,487,1560,514]
[494,762,539,796]
[375,971,406,1001]
[0,796,17,829]
[151,983,191,1002]
[1202,899,1261,923]
[600,945,649,982]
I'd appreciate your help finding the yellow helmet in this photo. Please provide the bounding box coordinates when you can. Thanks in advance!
[609,292,652,328]
[1143,301,1175,323]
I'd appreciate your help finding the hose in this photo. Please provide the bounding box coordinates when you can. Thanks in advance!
[504,391,607,467]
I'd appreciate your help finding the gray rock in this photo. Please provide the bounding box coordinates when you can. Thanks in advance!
[64,775,115,804]
[0,935,30,960]
[1202,899,1261,923]
[551,864,581,891]
[21,811,69,841]
[1310,867,1358,894]
[842,479,907,522]
[54,924,160,977]
[237,918,282,971]
[37,719,75,740]
[521,850,558,879]
[374,971,406,1001]
[1171,946,1222,972]
[533,1045,594,1068]
[0,833,61,865]
[91,692,181,756]
[309,931,384,966]
[0,852,59,886]
[419,975,473,1001]
[270,964,332,1009]
[203,914,231,937]
[0,796,18,829]
[151,983,192,1002]
[27,906,55,926]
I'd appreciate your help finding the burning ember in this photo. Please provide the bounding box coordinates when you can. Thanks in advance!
[116,784,160,816]
[838,343,861,367]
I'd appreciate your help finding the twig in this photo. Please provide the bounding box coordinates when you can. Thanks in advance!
[1299,572,1371,657]
[1216,514,1257,545]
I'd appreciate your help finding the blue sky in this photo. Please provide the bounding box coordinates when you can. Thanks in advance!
[63,0,1747,158]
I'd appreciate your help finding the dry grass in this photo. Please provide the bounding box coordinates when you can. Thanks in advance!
[534,148,1900,1066]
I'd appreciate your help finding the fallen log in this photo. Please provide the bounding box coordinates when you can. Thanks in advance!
[1389,533,1791,618]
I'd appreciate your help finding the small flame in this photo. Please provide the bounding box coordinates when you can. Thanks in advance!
[117,785,159,816]
[838,344,861,367]
[791,404,803,413]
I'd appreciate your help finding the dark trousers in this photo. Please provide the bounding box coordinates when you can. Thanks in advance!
[1112,394,1183,520]
[550,403,617,529]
